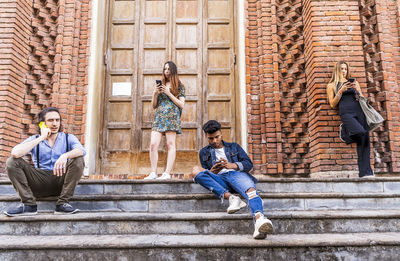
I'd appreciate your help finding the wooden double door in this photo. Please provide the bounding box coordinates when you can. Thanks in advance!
[99,0,237,175]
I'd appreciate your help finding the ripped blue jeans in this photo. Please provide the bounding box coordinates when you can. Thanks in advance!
[194,170,264,217]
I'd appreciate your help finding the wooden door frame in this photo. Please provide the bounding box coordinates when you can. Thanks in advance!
[96,0,112,175]
[235,0,248,150]
[84,0,107,176]
[88,0,247,175]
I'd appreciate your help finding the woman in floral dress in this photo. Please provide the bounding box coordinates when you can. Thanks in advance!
[144,61,185,180]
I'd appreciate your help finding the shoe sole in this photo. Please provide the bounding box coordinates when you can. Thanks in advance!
[4,211,37,217]
[156,176,171,180]
[258,220,274,234]
[227,200,247,214]
[54,209,80,215]
[339,124,345,143]
[253,231,267,240]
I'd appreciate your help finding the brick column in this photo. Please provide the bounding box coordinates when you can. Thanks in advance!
[246,0,272,175]
[0,0,91,174]
[359,0,400,173]
[0,1,33,173]
[303,0,367,176]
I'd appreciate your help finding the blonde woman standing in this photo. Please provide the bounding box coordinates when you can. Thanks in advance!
[144,61,185,180]
[326,61,374,178]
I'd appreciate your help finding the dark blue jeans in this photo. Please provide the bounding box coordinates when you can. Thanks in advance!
[194,170,264,217]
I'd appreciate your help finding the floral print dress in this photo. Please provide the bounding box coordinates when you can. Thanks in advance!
[152,84,185,134]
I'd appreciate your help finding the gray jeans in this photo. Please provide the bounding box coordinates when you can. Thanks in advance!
[6,156,84,205]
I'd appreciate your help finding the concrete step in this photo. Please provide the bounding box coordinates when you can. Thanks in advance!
[1,177,400,195]
[1,192,400,214]
[0,233,399,260]
[1,210,400,236]
[1,192,400,212]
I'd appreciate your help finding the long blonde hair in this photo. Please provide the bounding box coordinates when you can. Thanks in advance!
[328,61,350,93]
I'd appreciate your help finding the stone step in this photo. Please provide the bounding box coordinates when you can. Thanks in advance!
[1,210,400,236]
[1,192,400,212]
[1,177,400,195]
[0,233,399,260]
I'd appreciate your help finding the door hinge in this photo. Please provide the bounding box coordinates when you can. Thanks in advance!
[233,54,236,65]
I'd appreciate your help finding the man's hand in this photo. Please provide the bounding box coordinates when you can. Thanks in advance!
[53,153,68,176]
[40,126,51,141]
[210,161,224,174]
[218,158,238,170]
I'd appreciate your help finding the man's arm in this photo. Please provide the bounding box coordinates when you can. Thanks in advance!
[11,128,50,158]
[199,149,210,170]
[53,134,86,176]
[233,144,253,173]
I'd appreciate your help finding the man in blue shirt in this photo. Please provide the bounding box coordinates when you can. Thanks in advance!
[192,120,274,239]
[4,107,86,216]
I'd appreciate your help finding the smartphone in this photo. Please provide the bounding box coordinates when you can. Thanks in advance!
[348,78,355,83]
[156,80,162,86]
[39,121,48,129]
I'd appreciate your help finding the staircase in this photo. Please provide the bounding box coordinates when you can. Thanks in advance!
[0,177,400,260]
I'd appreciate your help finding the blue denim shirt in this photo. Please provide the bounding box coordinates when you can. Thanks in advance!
[22,132,86,171]
[199,141,257,182]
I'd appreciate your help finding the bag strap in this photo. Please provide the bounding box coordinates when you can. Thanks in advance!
[35,133,69,169]
[335,82,343,94]
[35,134,40,168]
[66,133,69,152]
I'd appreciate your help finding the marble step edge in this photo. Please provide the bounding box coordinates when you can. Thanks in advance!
[0,232,399,249]
[2,177,400,185]
[1,192,400,202]
[1,209,400,222]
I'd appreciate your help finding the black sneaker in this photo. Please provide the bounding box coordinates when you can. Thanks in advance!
[4,204,37,217]
[339,123,353,144]
[339,123,346,142]
[54,203,79,215]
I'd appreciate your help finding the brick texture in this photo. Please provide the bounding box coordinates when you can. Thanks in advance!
[0,1,399,177]
[245,0,400,176]
[0,0,91,173]
[0,0,32,172]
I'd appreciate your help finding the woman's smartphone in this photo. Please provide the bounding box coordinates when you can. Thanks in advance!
[156,80,162,86]
[347,78,355,83]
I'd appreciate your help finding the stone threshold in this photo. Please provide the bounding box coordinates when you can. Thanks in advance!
[2,209,400,222]
[1,192,400,202]
[2,176,400,185]
[0,232,399,249]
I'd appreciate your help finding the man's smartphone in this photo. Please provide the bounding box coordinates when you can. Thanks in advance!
[39,121,47,129]
[156,80,162,86]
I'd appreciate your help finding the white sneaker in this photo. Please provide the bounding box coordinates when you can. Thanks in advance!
[253,214,274,239]
[156,172,171,180]
[144,172,157,180]
[360,175,375,179]
[227,195,247,214]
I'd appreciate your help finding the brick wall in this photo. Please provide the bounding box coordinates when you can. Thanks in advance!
[0,0,91,173]
[0,1,398,177]
[0,0,32,171]
[246,0,400,176]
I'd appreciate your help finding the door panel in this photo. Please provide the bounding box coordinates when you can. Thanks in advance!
[100,0,236,176]
[205,0,235,143]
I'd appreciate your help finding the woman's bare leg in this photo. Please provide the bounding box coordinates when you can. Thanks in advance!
[164,131,176,174]
[150,131,162,173]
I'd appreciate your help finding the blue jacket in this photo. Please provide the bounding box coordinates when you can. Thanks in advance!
[199,141,257,182]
